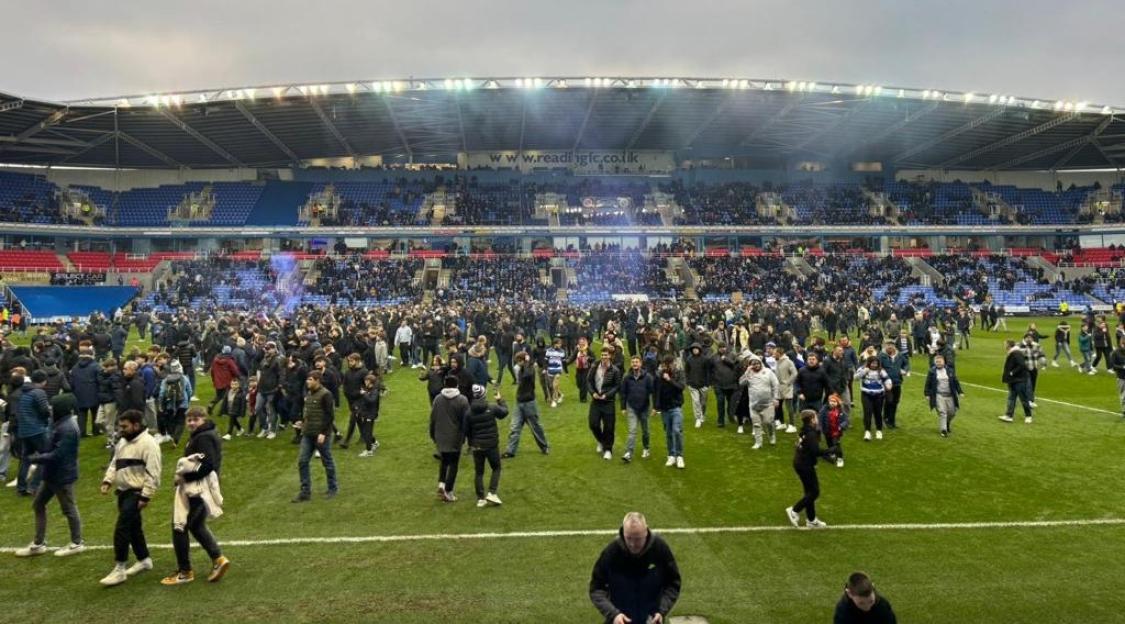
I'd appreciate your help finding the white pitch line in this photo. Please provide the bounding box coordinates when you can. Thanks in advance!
[4,518,1124,553]
[960,382,1121,416]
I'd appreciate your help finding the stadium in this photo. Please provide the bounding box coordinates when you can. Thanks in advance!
[2,9,1125,623]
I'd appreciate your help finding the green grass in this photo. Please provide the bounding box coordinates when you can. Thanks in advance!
[2,317,1124,623]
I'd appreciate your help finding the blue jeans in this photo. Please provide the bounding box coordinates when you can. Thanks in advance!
[625,406,650,456]
[506,401,549,455]
[256,391,278,432]
[297,434,338,495]
[661,407,684,458]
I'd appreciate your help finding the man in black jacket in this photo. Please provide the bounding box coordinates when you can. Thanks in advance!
[465,385,508,507]
[796,353,831,413]
[589,512,681,624]
[161,408,230,585]
[683,343,713,429]
[833,571,897,623]
[619,355,654,463]
[711,343,740,428]
[587,347,622,461]
[999,340,1033,424]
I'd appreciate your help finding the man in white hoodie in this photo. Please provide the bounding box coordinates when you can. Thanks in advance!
[739,356,779,449]
[99,409,162,587]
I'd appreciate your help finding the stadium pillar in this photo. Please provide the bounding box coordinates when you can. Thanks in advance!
[879,236,890,254]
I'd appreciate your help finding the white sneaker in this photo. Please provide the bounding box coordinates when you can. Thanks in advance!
[863,431,872,441]
[602,450,612,461]
[266,431,277,440]
[806,519,828,529]
[737,426,745,434]
[1070,361,1079,367]
[1051,361,1060,368]
[665,456,676,467]
[1088,370,1096,376]
[5,478,17,488]
[694,419,703,429]
[99,565,128,587]
[875,430,883,441]
[54,542,86,558]
[1025,417,1034,424]
[313,450,321,459]
[256,430,267,439]
[125,557,153,577]
[622,452,632,463]
[222,434,232,441]
[358,450,372,458]
[999,415,1014,423]
[14,543,47,557]
[785,506,800,528]
[752,441,762,450]
[769,434,777,445]
[785,425,797,433]
[485,492,502,506]
[596,443,603,454]
[641,449,650,459]
[1028,401,1038,408]
[476,499,488,508]
[836,458,845,468]
[675,456,685,469]
[550,401,557,408]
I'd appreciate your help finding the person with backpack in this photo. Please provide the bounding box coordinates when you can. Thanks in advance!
[464,384,508,507]
[158,361,193,446]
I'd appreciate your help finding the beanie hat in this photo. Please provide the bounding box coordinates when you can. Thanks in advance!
[472,384,486,399]
[222,345,232,355]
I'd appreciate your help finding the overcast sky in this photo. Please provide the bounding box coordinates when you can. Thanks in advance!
[2,0,1122,104]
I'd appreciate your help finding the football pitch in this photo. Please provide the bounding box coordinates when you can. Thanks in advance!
[2,316,1124,623]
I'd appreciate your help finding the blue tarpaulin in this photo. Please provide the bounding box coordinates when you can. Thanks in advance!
[10,286,139,322]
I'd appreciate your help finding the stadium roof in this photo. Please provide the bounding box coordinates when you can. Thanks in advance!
[1,77,1123,171]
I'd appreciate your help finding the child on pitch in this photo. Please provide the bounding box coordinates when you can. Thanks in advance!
[818,393,849,468]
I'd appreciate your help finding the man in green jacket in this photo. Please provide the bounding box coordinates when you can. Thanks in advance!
[292,371,337,503]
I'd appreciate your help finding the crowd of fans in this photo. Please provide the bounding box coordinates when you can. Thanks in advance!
[309,256,424,304]
[441,256,556,301]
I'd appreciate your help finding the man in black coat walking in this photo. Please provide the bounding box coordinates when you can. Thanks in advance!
[587,347,622,461]
[589,512,681,624]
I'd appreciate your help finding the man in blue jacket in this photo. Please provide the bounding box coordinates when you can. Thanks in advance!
[15,406,84,558]
[619,355,654,463]
[69,346,101,438]
[16,370,53,496]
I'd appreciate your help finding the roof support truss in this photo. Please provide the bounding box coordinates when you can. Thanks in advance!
[58,131,117,164]
[626,92,668,149]
[235,102,300,163]
[892,108,1007,164]
[573,90,599,151]
[993,116,1113,170]
[308,98,357,159]
[836,101,940,159]
[118,131,182,167]
[739,98,802,147]
[159,109,244,166]
[937,112,1081,168]
[381,96,412,159]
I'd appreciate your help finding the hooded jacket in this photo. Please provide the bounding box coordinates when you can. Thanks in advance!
[739,363,779,412]
[69,355,102,409]
[210,353,241,391]
[589,528,682,624]
[429,387,469,453]
[464,396,509,451]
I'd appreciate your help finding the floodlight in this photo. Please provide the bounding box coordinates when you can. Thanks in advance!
[445,79,454,90]
[963,92,974,103]
[989,94,998,104]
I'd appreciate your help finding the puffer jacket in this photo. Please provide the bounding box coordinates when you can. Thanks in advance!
[464,396,509,451]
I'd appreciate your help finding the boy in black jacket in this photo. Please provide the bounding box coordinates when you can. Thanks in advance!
[464,385,508,507]
[219,378,246,440]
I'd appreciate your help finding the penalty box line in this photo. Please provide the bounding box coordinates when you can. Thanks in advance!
[4,518,1124,553]
[959,382,1121,416]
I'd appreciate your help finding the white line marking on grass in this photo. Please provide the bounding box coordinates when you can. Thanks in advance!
[960,382,1121,416]
[5,518,1124,553]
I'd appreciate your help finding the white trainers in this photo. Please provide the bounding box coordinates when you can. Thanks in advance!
[14,543,47,557]
[602,450,612,461]
[836,457,845,468]
[222,434,232,441]
[125,557,153,577]
[694,419,703,429]
[5,478,17,488]
[1051,361,1060,368]
[999,415,1014,423]
[476,499,488,508]
[99,565,128,587]
[266,431,277,440]
[313,450,320,459]
[737,426,745,434]
[550,401,557,408]
[785,506,800,528]
[622,452,632,463]
[1088,369,1097,376]
[1025,417,1034,424]
[256,430,267,439]
[675,456,685,469]
[665,456,676,467]
[863,431,872,441]
[54,542,86,557]
[806,519,828,529]
[752,441,763,450]
[875,430,883,441]
[358,450,372,458]
[596,443,603,454]
[485,492,502,506]
[641,449,650,459]
[785,425,797,434]
[1028,402,1038,408]
[769,434,777,445]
